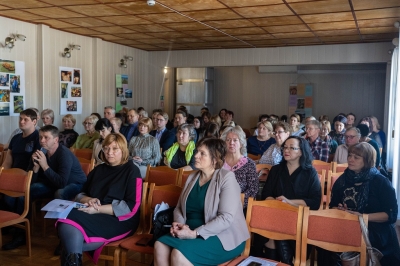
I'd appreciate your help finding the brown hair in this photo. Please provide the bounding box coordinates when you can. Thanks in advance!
[139,117,153,132]
[348,142,376,170]
[274,121,291,133]
[196,138,226,169]
[100,133,129,165]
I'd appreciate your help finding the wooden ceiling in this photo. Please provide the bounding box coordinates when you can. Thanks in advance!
[0,0,399,51]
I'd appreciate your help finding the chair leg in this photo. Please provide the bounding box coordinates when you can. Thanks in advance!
[25,220,31,257]
[121,249,127,266]
[114,247,120,266]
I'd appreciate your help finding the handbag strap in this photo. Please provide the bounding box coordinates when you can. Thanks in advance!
[358,215,372,248]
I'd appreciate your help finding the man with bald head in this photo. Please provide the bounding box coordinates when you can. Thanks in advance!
[120,108,139,142]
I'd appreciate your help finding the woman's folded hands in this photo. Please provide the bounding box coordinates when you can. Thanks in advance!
[170,222,197,239]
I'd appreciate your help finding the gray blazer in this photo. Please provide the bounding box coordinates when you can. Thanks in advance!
[174,168,250,251]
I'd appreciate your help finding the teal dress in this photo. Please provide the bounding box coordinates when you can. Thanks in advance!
[158,179,245,266]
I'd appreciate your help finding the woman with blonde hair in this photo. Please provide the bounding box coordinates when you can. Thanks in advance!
[289,114,303,136]
[247,121,275,156]
[41,108,54,126]
[72,115,100,149]
[59,114,79,148]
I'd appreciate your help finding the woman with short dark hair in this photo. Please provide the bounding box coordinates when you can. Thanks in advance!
[92,118,114,166]
[356,124,380,168]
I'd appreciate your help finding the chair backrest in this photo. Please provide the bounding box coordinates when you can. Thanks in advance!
[332,162,348,173]
[300,208,367,266]
[145,165,181,186]
[325,170,343,208]
[245,198,304,266]
[0,167,33,218]
[248,153,261,161]
[146,183,183,232]
[255,163,272,182]
[243,128,252,139]
[78,158,95,176]
[312,160,332,174]
[137,182,149,234]
[0,150,7,166]
[71,148,93,160]
[178,169,196,187]
[318,169,326,210]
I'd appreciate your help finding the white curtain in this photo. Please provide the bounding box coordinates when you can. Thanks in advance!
[386,38,399,218]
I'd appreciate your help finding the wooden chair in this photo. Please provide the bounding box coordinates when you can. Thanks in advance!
[318,169,326,210]
[95,182,149,266]
[144,165,181,186]
[247,153,261,161]
[70,148,93,160]
[119,183,183,266]
[325,170,342,209]
[332,162,348,173]
[225,198,304,266]
[300,208,368,266]
[312,160,332,175]
[256,163,272,182]
[77,157,95,176]
[243,128,252,139]
[0,167,33,256]
[178,169,197,187]
[0,150,7,166]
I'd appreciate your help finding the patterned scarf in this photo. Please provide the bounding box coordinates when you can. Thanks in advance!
[341,168,371,212]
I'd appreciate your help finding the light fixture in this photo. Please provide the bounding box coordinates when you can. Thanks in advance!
[62,44,81,58]
[394,21,400,29]
[2,33,26,49]
[124,55,133,61]
[393,38,399,47]
[163,67,168,74]
[119,59,127,68]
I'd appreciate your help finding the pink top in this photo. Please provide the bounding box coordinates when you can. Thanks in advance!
[223,156,248,172]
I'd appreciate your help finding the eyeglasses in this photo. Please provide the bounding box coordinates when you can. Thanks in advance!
[281,146,300,152]
[305,127,317,131]
[102,147,121,153]
[344,135,357,140]
[83,122,93,125]
[273,131,285,135]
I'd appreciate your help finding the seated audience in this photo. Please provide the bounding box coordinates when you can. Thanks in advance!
[56,133,142,265]
[103,106,115,120]
[333,127,361,164]
[247,121,275,156]
[59,114,79,148]
[120,109,139,143]
[170,110,189,141]
[128,117,161,178]
[318,115,329,122]
[223,110,235,127]
[154,138,249,266]
[220,126,258,209]
[258,122,291,165]
[138,110,148,120]
[320,120,338,158]
[201,111,211,127]
[210,114,221,128]
[72,115,100,149]
[289,114,304,136]
[305,120,329,162]
[110,117,122,134]
[150,112,175,152]
[218,108,227,124]
[370,116,386,151]
[253,114,270,136]
[163,124,196,170]
[260,136,321,264]
[329,115,347,145]
[318,142,400,266]
[202,122,220,140]
[41,108,54,126]
[193,116,205,140]
[356,124,380,168]
[91,113,102,121]
[92,118,114,166]
[360,116,383,148]
[346,112,356,128]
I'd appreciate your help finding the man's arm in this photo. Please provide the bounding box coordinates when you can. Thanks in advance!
[1,150,12,169]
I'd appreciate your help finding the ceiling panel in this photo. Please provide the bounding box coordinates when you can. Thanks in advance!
[0,0,396,51]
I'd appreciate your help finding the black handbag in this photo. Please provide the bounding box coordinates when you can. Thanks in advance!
[148,207,175,247]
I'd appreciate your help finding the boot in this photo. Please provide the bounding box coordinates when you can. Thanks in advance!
[264,247,278,261]
[61,250,82,266]
[276,240,294,266]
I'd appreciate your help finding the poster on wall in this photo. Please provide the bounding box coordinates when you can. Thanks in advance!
[60,67,82,115]
[288,83,313,121]
[0,59,25,116]
[115,74,132,112]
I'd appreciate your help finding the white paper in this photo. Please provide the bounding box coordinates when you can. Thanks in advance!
[153,201,169,220]
[237,256,278,266]
[41,199,75,212]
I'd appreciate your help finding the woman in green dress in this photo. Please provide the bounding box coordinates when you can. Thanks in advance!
[154,138,249,266]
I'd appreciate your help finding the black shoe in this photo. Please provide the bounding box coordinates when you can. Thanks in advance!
[54,241,62,256]
[2,235,26,250]
[61,250,82,266]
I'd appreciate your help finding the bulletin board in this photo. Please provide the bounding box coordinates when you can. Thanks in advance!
[59,66,82,115]
[115,74,132,112]
[288,83,313,120]
[0,59,25,116]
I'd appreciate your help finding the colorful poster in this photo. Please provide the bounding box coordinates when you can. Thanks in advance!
[305,97,313,108]
[288,83,313,117]
[0,59,25,116]
[289,95,297,106]
[115,74,132,112]
[60,67,82,115]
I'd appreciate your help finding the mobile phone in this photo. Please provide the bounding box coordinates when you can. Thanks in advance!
[135,237,152,246]
[74,203,87,209]
[34,147,48,163]
[246,262,262,266]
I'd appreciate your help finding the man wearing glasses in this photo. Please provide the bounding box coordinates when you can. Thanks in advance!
[305,120,329,162]
[333,127,361,163]
[150,112,175,152]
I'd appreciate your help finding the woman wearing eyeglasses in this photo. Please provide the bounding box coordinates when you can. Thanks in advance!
[259,136,321,264]
[72,115,100,149]
[333,127,361,164]
[258,122,291,166]
[57,133,142,265]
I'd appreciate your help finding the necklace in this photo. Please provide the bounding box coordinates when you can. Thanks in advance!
[257,138,268,151]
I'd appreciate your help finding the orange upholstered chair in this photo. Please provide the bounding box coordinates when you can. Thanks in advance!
[225,198,303,266]
[178,169,197,187]
[300,208,367,266]
[144,165,181,186]
[325,170,342,209]
[70,148,93,160]
[119,183,183,266]
[332,162,348,173]
[248,153,261,161]
[77,157,95,176]
[318,169,326,210]
[0,167,33,256]
[312,160,332,175]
